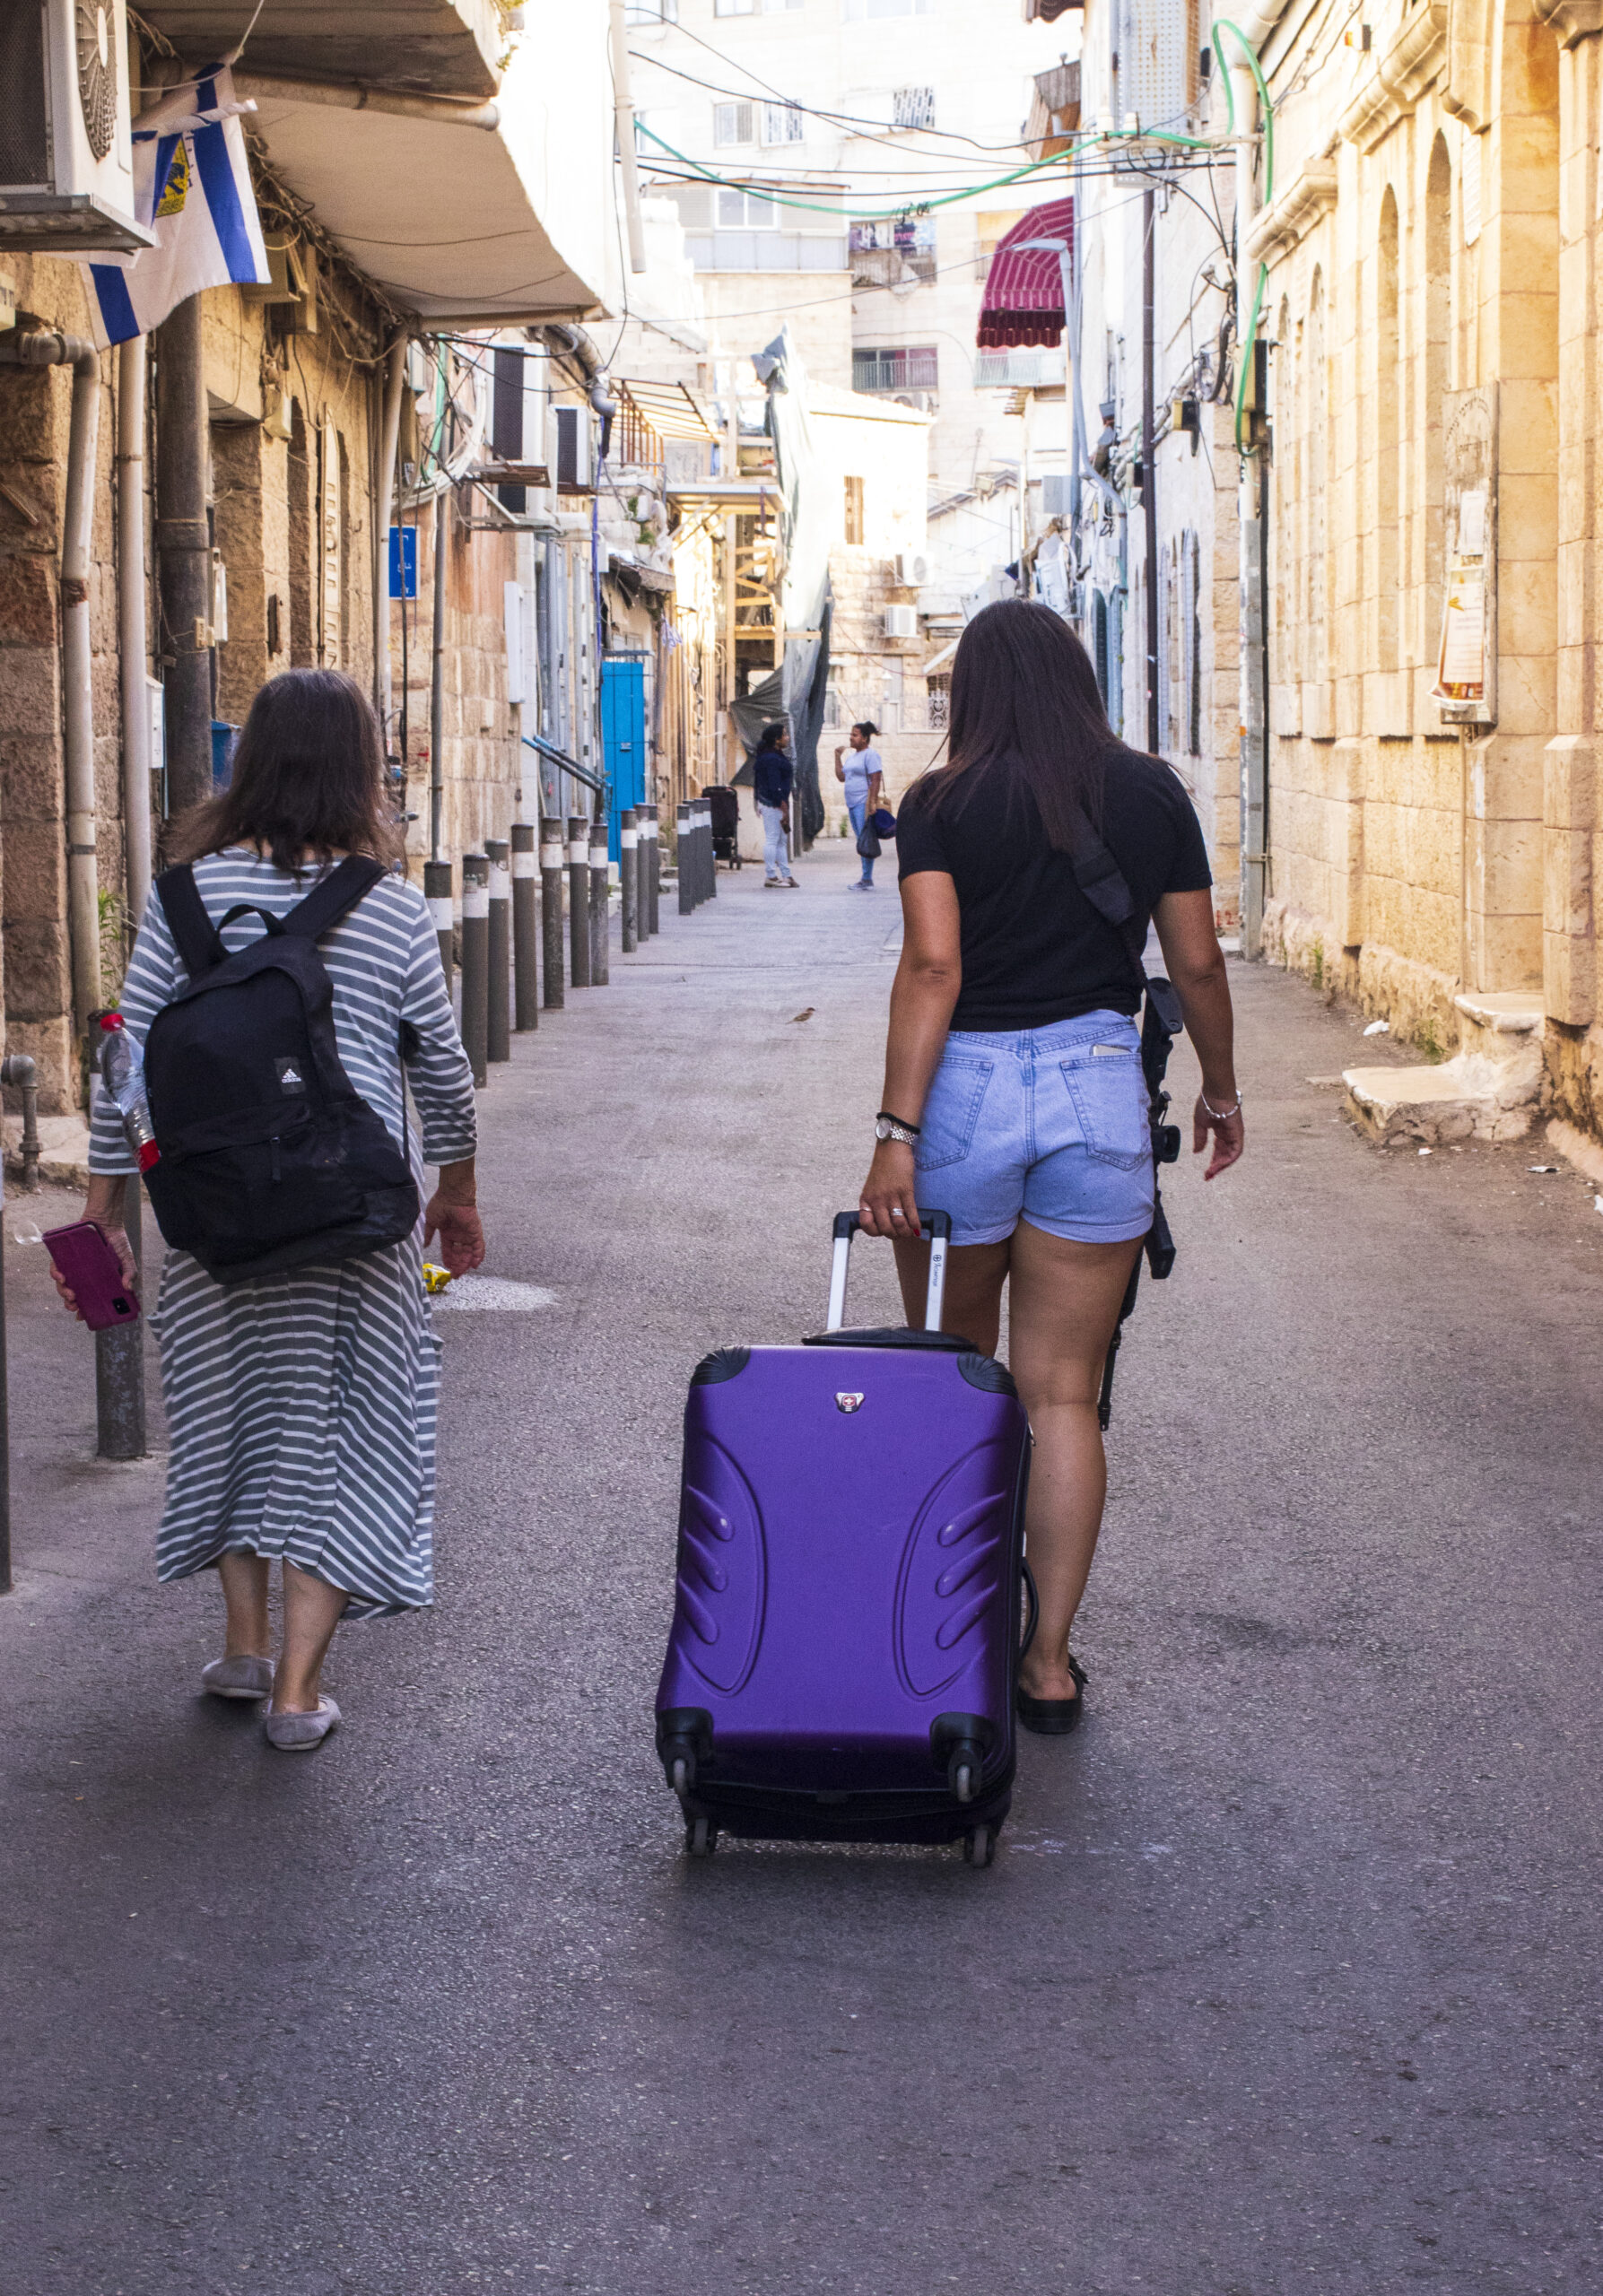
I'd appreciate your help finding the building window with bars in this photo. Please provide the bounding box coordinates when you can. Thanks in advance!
[762,100,805,144]
[926,674,950,728]
[625,0,677,20]
[851,344,938,393]
[843,474,865,544]
[892,85,936,128]
[714,101,756,144]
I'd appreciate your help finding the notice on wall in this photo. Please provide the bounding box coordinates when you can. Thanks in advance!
[1433,389,1497,726]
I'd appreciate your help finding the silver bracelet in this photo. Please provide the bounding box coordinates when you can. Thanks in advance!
[1199,1090,1242,1122]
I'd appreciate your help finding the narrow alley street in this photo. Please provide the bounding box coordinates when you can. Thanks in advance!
[4,847,1602,2295]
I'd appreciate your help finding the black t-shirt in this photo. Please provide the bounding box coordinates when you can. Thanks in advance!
[896,750,1212,1029]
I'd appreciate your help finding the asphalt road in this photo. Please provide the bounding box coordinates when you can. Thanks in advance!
[4,838,1602,2294]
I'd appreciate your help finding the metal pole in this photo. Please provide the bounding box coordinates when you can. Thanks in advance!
[703,795,717,901]
[485,838,510,1062]
[459,853,489,1085]
[589,815,611,987]
[0,1210,9,1592]
[424,857,454,1002]
[95,1178,145,1461]
[676,802,693,914]
[375,332,406,739]
[511,821,539,1028]
[430,486,449,860]
[117,334,153,926]
[606,0,649,274]
[620,807,639,952]
[568,813,592,987]
[1142,183,1160,759]
[647,802,660,935]
[155,295,213,817]
[540,814,566,1008]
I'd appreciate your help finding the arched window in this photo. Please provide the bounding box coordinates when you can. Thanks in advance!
[1377,189,1400,671]
[1309,267,1328,686]
[1424,134,1452,665]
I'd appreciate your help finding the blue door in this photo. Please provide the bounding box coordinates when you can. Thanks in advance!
[601,655,648,863]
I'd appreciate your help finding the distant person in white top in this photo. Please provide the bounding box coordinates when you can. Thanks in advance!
[834,722,884,891]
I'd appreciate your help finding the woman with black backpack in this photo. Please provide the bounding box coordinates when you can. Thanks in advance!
[53,670,483,1752]
[856,603,1244,1735]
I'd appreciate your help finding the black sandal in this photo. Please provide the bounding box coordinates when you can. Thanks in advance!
[1016,1653,1088,1735]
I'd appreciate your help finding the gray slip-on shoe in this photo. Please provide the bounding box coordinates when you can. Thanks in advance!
[201,1653,274,1701]
[263,1696,341,1752]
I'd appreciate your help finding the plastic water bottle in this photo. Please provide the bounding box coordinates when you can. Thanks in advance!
[98,1013,160,1172]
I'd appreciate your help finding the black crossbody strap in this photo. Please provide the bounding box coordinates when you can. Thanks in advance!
[155,863,229,978]
[280,855,387,941]
[1064,800,1149,998]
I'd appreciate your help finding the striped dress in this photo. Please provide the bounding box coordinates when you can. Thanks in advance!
[89,849,477,1619]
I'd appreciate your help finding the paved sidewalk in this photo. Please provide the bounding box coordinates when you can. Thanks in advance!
[4,839,1602,2294]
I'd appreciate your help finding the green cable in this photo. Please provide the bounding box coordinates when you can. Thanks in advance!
[634,119,1224,224]
[1211,21,1275,455]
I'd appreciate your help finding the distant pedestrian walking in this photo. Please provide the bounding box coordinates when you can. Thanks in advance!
[54,669,484,1751]
[835,722,884,888]
[857,602,1244,1735]
[753,722,798,887]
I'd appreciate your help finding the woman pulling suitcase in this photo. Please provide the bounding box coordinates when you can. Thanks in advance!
[857,601,1244,1733]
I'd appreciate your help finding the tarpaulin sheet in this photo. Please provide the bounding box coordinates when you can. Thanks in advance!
[752,326,832,847]
[977,197,1074,350]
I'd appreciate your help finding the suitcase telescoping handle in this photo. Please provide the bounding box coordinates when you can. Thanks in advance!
[826,1208,951,1335]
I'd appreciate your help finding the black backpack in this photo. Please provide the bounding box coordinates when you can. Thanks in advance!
[141,856,420,1285]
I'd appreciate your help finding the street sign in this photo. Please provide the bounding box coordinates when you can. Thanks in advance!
[388,524,417,599]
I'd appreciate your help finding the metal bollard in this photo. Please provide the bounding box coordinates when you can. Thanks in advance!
[568,814,592,988]
[589,817,610,987]
[424,857,454,1001]
[541,814,566,1008]
[638,804,657,936]
[677,802,693,915]
[620,807,639,953]
[460,853,489,1085]
[703,796,718,901]
[96,1177,146,1461]
[647,803,660,936]
[511,823,538,1031]
[485,838,510,1063]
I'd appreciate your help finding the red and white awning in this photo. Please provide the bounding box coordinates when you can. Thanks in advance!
[976,198,1074,351]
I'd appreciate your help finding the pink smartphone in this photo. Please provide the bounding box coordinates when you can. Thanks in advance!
[44,1220,141,1332]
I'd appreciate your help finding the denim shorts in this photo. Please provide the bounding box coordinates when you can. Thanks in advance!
[912,1013,1155,1248]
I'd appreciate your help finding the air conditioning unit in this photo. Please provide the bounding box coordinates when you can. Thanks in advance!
[893,552,928,587]
[1041,474,1073,519]
[0,0,151,252]
[884,603,919,640]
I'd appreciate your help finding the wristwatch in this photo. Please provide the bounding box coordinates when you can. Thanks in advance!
[875,1112,920,1147]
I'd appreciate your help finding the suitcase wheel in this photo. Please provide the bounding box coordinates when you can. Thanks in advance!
[669,1755,690,1797]
[963,1824,996,1868]
[685,1816,719,1859]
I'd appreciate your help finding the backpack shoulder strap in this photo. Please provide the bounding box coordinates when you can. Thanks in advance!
[155,863,229,978]
[280,855,387,942]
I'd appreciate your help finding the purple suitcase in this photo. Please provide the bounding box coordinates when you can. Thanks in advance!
[655,1211,1032,1866]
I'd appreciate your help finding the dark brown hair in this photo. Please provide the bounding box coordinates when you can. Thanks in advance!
[919,598,1148,849]
[170,667,400,874]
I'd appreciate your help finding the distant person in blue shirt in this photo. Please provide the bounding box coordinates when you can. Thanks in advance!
[752,723,798,888]
[834,721,884,889]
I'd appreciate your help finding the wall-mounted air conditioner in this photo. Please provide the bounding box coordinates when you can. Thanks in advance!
[553,404,593,491]
[884,604,919,640]
[893,552,928,587]
[0,0,152,251]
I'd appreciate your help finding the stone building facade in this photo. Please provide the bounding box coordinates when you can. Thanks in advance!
[1242,0,1603,1141]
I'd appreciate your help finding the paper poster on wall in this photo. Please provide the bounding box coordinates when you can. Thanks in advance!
[1433,392,1497,726]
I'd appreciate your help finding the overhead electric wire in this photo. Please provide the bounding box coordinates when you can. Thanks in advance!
[628,47,1057,158]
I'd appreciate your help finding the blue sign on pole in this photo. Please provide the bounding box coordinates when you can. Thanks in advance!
[388,525,417,599]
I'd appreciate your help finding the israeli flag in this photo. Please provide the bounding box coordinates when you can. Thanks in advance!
[82,65,269,348]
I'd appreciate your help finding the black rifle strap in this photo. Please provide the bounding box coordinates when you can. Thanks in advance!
[155,863,229,979]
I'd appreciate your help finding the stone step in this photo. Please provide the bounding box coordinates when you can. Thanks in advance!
[1343,1045,1545,1145]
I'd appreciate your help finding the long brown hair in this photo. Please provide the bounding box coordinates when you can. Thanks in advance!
[169,667,400,874]
[919,598,1147,848]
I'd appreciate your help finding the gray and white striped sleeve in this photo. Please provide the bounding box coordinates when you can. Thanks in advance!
[400,895,477,1167]
[88,891,184,1177]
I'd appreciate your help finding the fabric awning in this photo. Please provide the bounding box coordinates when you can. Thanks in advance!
[976,198,1074,351]
[617,379,721,443]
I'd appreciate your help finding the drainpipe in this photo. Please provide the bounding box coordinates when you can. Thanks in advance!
[606,0,649,274]
[118,335,153,925]
[1,328,103,1036]
[1213,9,1284,956]
[375,331,407,744]
[430,484,449,862]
